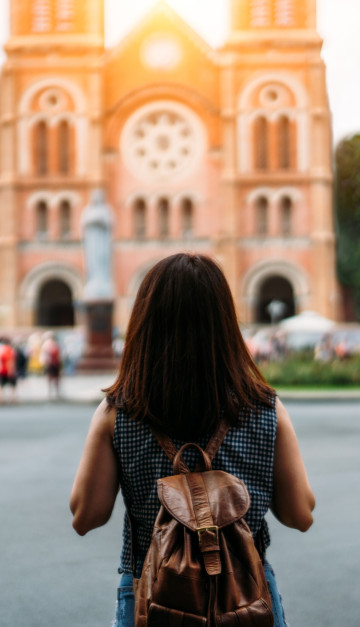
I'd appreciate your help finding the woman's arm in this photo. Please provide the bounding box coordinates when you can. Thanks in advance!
[70,398,119,536]
[271,397,315,532]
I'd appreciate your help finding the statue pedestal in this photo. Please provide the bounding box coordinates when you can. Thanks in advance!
[77,301,118,373]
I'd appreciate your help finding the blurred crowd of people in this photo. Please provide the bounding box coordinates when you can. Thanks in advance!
[313,333,350,363]
[0,331,62,403]
[0,324,355,404]
[0,328,124,404]
[247,330,287,363]
[247,329,354,364]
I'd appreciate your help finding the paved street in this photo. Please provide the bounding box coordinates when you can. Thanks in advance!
[267,400,360,626]
[1,399,359,626]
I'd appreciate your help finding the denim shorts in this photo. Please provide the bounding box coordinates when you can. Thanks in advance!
[113,573,134,627]
[113,561,288,627]
[264,560,289,627]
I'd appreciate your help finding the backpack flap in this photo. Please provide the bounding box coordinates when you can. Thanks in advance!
[157,470,250,575]
[157,470,250,531]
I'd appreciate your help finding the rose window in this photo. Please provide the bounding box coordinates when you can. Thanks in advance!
[121,102,205,182]
[39,88,66,112]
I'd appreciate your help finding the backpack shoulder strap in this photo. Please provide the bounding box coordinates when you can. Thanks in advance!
[151,419,230,473]
[204,419,230,462]
[151,428,190,473]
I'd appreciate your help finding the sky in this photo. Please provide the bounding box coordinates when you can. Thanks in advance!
[1,0,359,146]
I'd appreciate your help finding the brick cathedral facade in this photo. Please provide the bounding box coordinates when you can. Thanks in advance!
[0,0,341,332]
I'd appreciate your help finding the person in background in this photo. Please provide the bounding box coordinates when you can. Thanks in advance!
[70,253,315,627]
[335,337,350,360]
[0,337,18,403]
[26,332,43,375]
[314,333,335,363]
[40,332,62,399]
[62,333,79,375]
[14,339,28,380]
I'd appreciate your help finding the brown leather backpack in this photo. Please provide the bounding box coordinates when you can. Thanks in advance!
[133,421,274,626]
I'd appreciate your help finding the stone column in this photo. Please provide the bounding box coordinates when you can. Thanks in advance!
[77,189,118,372]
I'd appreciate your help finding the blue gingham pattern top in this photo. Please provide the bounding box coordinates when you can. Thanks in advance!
[113,396,277,577]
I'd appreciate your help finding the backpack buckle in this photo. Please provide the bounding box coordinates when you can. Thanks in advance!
[197,526,219,546]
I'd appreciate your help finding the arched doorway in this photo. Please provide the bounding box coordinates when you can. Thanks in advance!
[36,279,74,326]
[256,275,295,323]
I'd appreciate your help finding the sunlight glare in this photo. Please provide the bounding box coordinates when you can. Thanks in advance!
[105,0,229,48]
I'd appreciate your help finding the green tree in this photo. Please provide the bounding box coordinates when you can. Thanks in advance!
[335,134,360,319]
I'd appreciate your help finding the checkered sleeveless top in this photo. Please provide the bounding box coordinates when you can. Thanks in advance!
[113,396,277,577]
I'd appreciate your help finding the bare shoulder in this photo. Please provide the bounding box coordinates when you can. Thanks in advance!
[91,397,117,437]
[275,396,293,431]
[274,396,302,457]
[276,396,288,419]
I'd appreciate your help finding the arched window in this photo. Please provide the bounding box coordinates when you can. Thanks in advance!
[254,116,268,170]
[278,115,291,169]
[250,0,271,27]
[256,196,268,235]
[181,198,193,237]
[34,121,48,176]
[134,198,146,238]
[59,200,71,238]
[58,120,71,174]
[274,0,295,26]
[36,200,48,238]
[56,0,75,32]
[280,196,292,235]
[158,197,169,238]
[32,0,52,32]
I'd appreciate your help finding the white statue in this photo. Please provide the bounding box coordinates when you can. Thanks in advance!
[81,189,114,301]
[266,300,287,324]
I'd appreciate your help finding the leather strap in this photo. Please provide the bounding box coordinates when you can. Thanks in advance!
[186,472,222,576]
[151,419,230,474]
[174,443,211,474]
[203,419,230,463]
[151,428,190,473]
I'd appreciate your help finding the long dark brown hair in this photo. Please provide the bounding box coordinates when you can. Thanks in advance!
[106,253,274,438]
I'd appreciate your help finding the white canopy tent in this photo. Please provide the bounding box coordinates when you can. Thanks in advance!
[279,310,335,332]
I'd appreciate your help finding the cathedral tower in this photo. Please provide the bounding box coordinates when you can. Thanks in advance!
[9,0,104,41]
[220,0,339,322]
[229,0,316,31]
[0,0,104,327]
